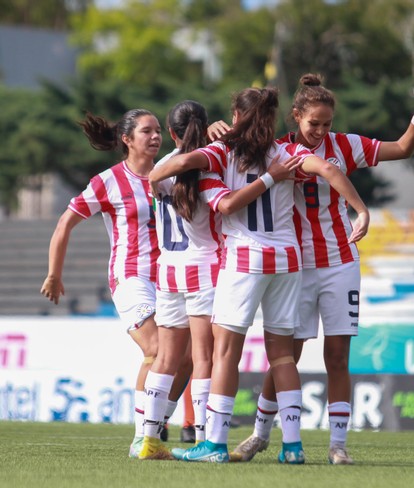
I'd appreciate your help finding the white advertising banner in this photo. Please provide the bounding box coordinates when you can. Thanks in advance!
[0,315,325,425]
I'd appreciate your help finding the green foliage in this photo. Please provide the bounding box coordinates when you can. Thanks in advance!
[0,74,235,214]
[216,7,277,87]
[0,0,92,29]
[333,76,414,208]
[70,0,200,87]
[0,86,44,213]
[1,0,414,213]
[275,0,413,89]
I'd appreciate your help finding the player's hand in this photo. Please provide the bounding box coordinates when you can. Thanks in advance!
[149,181,159,202]
[348,210,370,243]
[148,170,159,201]
[207,120,231,142]
[268,155,302,182]
[40,276,65,305]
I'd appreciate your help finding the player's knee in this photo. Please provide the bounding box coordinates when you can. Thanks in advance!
[143,356,156,365]
[268,355,295,368]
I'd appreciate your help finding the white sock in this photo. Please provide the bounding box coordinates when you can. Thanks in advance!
[277,390,302,444]
[143,371,174,439]
[134,390,145,438]
[191,378,211,442]
[328,402,351,448]
[206,393,234,445]
[253,394,278,441]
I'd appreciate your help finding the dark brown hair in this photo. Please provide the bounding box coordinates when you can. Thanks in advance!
[78,109,153,157]
[220,87,279,175]
[291,73,336,117]
[167,100,208,221]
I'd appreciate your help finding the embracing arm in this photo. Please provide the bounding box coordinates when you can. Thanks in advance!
[149,151,210,197]
[40,209,84,304]
[378,117,414,161]
[301,155,370,243]
[218,155,302,215]
[150,151,209,183]
[207,120,231,142]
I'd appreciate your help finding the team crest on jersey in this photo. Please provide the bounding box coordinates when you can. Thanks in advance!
[327,157,340,167]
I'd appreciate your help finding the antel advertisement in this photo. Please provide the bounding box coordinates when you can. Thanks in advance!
[1,316,414,430]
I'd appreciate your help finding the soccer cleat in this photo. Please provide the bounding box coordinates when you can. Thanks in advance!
[160,425,169,442]
[278,441,305,464]
[138,436,174,460]
[328,445,354,465]
[229,434,269,462]
[181,440,229,463]
[171,447,186,460]
[129,437,144,458]
[180,425,196,443]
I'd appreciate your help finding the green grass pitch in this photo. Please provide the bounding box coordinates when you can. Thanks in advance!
[1,421,414,488]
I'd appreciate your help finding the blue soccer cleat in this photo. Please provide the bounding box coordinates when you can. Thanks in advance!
[171,447,186,460]
[181,440,229,463]
[278,441,305,464]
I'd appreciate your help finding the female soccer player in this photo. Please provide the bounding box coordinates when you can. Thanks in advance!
[230,74,414,465]
[40,108,192,458]
[139,100,303,460]
[149,86,369,464]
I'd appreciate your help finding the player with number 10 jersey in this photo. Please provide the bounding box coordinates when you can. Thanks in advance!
[155,148,228,293]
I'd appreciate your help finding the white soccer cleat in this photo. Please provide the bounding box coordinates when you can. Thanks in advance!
[229,434,269,462]
[328,445,354,465]
[129,437,144,458]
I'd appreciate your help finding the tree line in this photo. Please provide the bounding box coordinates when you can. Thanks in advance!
[0,0,413,215]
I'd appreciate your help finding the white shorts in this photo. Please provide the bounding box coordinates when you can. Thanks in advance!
[212,269,302,336]
[155,286,215,328]
[296,261,360,339]
[111,276,156,332]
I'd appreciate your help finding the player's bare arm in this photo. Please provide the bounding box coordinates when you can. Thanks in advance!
[149,151,209,185]
[377,115,414,162]
[40,209,83,305]
[217,155,302,215]
[301,154,370,240]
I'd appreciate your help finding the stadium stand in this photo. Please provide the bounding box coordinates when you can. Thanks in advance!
[0,217,110,316]
[0,209,412,317]
[358,209,414,315]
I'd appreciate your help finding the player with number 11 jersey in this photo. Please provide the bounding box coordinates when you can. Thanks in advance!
[198,140,311,275]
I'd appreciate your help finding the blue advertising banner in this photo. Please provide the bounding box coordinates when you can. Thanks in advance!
[350,323,414,374]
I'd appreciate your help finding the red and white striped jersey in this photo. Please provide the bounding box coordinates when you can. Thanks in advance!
[278,132,381,269]
[155,150,228,292]
[68,161,159,294]
[197,140,311,274]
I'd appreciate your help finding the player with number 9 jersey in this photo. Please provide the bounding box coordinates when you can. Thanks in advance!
[231,73,414,466]
[279,131,380,269]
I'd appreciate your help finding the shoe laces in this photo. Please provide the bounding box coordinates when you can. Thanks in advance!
[241,436,262,452]
[331,446,349,458]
